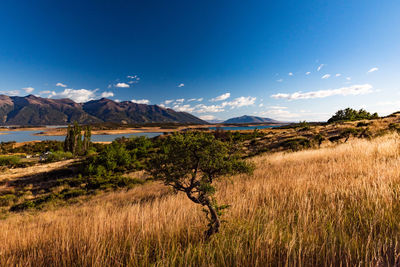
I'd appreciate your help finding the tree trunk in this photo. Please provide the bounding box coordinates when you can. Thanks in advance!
[204,197,220,239]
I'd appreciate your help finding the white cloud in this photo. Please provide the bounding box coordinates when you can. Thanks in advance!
[222,96,256,108]
[317,64,325,71]
[56,82,67,88]
[101,91,114,98]
[259,103,264,107]
[271,84,373,100]
[211,92,230,102]
[288,72,293,76]
[0,90,20,95]
[173,104,194,112]
[164,100,174,105]
[22,87,34,93]
[321,74,331,79]
[259,109,300,119]
[131,99,150,104]
[195,104,225,113]
[51,88,97,103]
[188,98,203,102]
[39,90,54,95]
[178,83,185,87]
[277,79,283,82]
[335,73,341,77]
[306,72,311,75]
[127,75,138,79]
[367,67,379,73]
[199,115,216,121]
[346,77,352,81]
[115,82,130,88]
[268,105,288,109]
[175,98,185,103]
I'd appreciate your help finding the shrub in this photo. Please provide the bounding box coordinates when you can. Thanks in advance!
[328,108,379,123]
[280,138,312,151]
[0,155,21,167]
[44,151,74,163]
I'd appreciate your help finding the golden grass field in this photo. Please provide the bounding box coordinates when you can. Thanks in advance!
[2,133,400,266]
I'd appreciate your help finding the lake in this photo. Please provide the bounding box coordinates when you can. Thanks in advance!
[208,125,281,131]
[0,130,162,143]
[0,125,282,143]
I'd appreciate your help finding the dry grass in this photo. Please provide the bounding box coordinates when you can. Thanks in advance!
[2,134,400,266]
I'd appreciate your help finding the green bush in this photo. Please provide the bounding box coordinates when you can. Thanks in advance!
[0,155,21,167]
[0,194,17,207]
[280,138,312,151]
[44,151,74,163]
[328,108,379,123]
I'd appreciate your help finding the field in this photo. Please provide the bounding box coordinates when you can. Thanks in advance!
[2,131,400,266]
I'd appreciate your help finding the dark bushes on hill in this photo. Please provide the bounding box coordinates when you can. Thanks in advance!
[328,108,378,123]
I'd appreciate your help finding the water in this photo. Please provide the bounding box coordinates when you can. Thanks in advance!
[0,130,162,143]
[208,125,281,131]
[0,125,282,143]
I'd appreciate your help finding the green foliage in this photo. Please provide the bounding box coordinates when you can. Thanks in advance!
[279,137,312,151]
[64,122,92,156]
[0,194,17,207]
[0,155,21,167]
[44,151,74,163]
[146,132,254,238]
[328,108,379,123]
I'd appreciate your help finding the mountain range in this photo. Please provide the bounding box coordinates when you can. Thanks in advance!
[223,115,279,124]
[0,95,206,125]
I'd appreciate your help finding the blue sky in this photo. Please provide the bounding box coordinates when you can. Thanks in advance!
[0,0,399,121]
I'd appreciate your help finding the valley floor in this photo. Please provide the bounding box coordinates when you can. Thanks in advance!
[2,133,400,265]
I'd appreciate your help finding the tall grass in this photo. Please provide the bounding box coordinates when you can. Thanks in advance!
[2,134,400,266]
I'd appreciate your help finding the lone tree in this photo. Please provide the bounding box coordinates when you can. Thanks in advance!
[146,132,253,238]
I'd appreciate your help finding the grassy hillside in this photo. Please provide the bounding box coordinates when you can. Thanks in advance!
[2,133,400,265]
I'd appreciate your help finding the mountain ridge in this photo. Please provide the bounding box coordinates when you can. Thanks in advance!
[223,115,279,124]
[0,95,206,125]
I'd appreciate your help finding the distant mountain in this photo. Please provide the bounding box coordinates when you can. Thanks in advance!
[0,95,206,125]
[223,115,279,124]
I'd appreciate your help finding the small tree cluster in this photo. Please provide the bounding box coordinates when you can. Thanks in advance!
[328,108,379,123]
[64,122,92,156]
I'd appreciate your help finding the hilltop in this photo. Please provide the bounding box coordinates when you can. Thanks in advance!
[223,115,280,124]
[0,95,206,125]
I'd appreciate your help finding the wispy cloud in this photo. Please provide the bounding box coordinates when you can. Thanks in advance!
[131,99,150,104]
[199,115,216,121]
[271,84,373,100]
[115,82,130,88]
[305,72,311,75]
[210,92,230,102]
[321,74,331,79]
[173,104,194,112]
[101,91,114,98]
[222,96,256,108]
[288,72,293,76]
[51,88,98,103]
[276,79,283,82]
[335,73,341,77]
[178,83,185,87]
[56,82,67,88]
[22,87,34,93]
[195,104,225,113]
[175,98,184,103]
[317,64,325,71]
[367,67,379,73]
[0,90,20,95]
